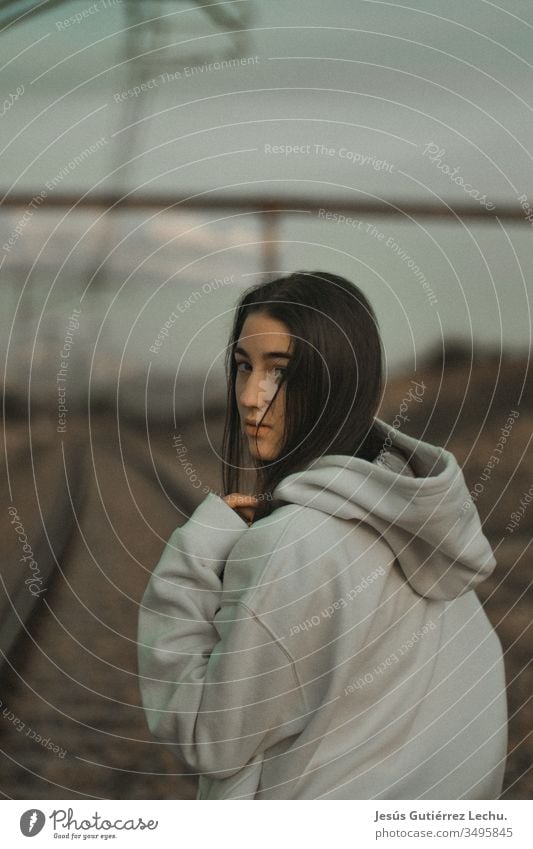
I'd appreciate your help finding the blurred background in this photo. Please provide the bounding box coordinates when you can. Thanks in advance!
[0,0,531,799]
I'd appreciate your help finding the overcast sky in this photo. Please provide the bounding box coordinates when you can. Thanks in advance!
[2,0,532,396]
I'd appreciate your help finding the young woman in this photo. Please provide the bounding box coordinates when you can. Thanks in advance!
[138,271,508,800]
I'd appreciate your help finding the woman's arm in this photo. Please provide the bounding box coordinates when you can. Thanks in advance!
[137,492,307,780]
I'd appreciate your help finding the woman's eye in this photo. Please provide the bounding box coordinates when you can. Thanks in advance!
[235,362,286,379]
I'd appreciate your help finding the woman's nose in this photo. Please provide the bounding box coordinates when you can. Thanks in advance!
[239,369,263,410]
[239,369,278,416]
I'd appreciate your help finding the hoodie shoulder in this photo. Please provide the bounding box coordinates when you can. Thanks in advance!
[270,423,498,600]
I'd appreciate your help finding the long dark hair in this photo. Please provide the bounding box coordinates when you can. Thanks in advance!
[221,270,385,521]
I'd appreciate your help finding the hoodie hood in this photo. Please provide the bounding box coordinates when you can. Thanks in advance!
[272,417,496,600]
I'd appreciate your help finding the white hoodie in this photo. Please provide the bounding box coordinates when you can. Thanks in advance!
[137,418,508,799]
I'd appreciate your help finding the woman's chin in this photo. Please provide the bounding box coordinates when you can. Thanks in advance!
[249,447,274,461]
[247,440,278,462]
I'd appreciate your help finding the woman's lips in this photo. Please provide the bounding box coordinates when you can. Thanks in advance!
[245,423,270,435]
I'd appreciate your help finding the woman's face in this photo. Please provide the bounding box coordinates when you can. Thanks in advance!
[234,311,293,462]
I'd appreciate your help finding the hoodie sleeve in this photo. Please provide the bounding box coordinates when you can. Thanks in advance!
[137,493,308,779]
